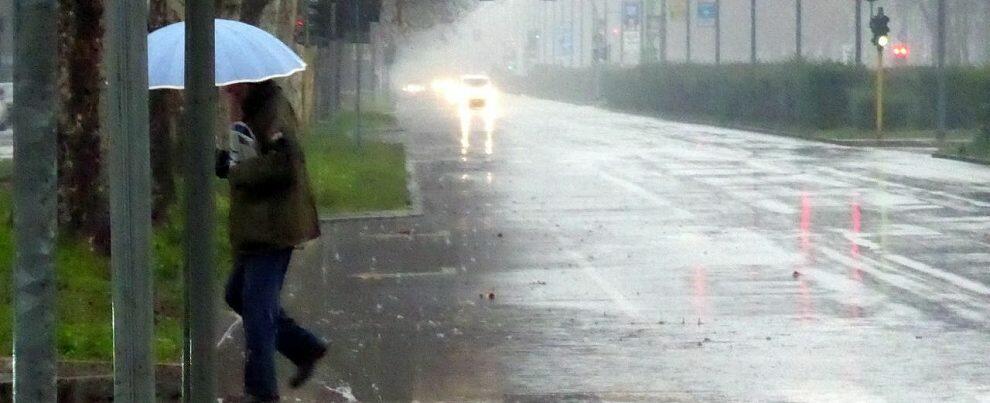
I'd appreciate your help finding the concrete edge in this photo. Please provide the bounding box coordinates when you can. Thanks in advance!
[932,152,990,167]
[0,362,182,402]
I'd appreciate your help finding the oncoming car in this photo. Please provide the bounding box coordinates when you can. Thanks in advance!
[458,75,497,111]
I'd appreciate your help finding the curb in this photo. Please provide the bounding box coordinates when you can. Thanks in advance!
[932,152,990,167]
[0,361,182,402]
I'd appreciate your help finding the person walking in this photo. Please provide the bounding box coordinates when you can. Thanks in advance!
[216,80,326,402]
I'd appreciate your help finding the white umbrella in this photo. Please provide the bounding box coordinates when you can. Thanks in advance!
[148,19,306,90]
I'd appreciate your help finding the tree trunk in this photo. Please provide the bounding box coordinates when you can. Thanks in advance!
[56,0,107,251]
[148,0,181,223]
[240,0,272,26]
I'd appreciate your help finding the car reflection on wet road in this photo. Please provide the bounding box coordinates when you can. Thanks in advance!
[232,96,990,401]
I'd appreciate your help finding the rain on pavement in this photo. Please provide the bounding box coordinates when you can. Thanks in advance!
[215,94,990,401]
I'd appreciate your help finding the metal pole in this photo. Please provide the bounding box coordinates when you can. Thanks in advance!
[660,0,668,64]
[618,0,624,65]
[12,0,58,399]
[715,0,721,64]
[751,0,757,63]
[579,0,585,66]
[795,0,802,59]
[855,0,862,65]
[184,0,217,400]
[936,0,947,143]
[685,0,691,62]
[640,0,647,64]
[571,0,576,67]
[876,46,884,139]
[355,0,363,147]
[603,0,609,64]
[106,0,155,399]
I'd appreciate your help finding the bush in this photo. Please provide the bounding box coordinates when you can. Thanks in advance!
[513,62,990,132]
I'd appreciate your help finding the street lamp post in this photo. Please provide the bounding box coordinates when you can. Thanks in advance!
[184,0,219,400]
[936,0,947,144]
[12,0,59,398]
[750,0,757,64]
[106,0,155,399]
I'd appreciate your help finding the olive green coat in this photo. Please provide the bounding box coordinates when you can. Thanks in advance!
[227,109,320,252]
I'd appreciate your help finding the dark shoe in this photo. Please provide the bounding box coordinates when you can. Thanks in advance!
[289,344,327,389]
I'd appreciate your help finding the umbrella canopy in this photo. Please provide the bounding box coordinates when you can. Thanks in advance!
[148,19,306,90]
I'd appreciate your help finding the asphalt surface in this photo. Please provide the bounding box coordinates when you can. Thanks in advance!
[222,95,990,402]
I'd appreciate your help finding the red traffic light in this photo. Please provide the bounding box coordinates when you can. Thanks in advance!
[892,43,909,59]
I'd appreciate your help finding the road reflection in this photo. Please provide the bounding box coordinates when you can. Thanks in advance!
[459,107,497,156]
[797,192,816,322]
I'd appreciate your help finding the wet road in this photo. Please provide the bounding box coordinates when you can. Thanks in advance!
[231,96,990,401]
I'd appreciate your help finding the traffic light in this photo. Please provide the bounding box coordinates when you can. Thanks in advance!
[870,7,891,48]
[336,0,381,43]
[304,0,336,46]
[892,43,909,59]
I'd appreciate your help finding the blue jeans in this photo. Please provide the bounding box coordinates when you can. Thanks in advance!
[225,248,324,399]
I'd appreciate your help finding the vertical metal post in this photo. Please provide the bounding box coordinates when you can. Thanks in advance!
[855,0,862,65]
[750,0,757,64]
[618,0,624,65]
[639,0,647,64]
[876,47,884,139]
[570,0,576,67]
[106,0,155,400]
[795,0,802,59]
[603,0,609,64]
[12,0,58,399]
[184,0,217,400]
[714,0,721,64]
[660,0,668,64]
[579,0,585,66]
[355,0,362,147]
[685,0,691,62]
[936,0,947,143]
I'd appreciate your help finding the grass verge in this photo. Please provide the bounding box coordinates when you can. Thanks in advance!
[0,187,232,362]
[0,110,409,362]
[938,135,990,164]
[814,128,977,142]
[302,111,409,215]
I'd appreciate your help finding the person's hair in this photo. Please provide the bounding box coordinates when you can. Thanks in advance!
[240,80,280,144]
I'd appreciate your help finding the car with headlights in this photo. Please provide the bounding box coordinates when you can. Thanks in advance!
[458,75,496,111]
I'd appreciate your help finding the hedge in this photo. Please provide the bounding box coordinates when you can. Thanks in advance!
[502,63,990,131]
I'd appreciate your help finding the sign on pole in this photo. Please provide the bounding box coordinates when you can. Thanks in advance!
[622,0,642,65]
[697,1,717,26]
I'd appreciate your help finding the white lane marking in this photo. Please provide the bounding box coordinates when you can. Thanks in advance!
[597,170,693,219]
[562,247,644,321]
[883,254,990,296]
[817,246,989,322]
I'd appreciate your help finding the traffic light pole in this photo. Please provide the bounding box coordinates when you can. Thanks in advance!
[855,0,862,65]
[685,0,691,62]
[714,0,721,65]
[876,46,884,139]
[354,0,363,148]
[936,0,947,144]
[750,0,757,64]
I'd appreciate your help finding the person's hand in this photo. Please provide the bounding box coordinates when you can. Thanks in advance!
[215,149,232,178]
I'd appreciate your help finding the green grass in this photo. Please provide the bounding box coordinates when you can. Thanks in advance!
[0,188,233,362]
[302,112,409,215]
[815,128,978,141]
[940,133,990,163]
[0,110,409,363]
[0,160,11,182]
